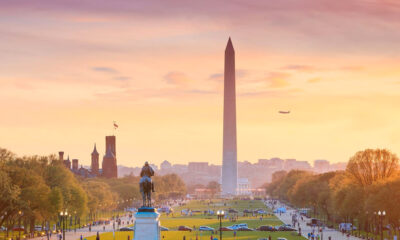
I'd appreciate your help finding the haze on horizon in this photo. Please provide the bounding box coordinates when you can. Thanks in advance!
[1,0,400,167]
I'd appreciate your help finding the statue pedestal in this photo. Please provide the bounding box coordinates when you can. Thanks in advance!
[133,207,160,240]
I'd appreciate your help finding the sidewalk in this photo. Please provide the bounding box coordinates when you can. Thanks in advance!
[267,202,360,240]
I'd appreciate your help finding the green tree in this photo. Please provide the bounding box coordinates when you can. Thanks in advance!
[206,181,221,198]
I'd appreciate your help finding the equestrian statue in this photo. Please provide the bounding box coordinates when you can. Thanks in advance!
[139,161,155,207]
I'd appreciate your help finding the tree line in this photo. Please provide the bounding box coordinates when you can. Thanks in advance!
[0,148,186,235]
[266,148,400,237]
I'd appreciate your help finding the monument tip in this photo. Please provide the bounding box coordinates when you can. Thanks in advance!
[226,37,233,51]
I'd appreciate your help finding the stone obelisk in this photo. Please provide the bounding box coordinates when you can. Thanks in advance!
[221,37,238,195]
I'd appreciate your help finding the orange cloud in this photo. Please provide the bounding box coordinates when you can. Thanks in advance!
[308,77,322,83]
[266,72,290,88]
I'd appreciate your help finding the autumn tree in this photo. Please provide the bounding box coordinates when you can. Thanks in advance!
[273,170,311,200]
[154,174,186,200]
[347,149,399,187]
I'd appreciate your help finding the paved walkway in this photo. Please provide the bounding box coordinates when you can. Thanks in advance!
[32,214,134,240]
[266,202,360,240]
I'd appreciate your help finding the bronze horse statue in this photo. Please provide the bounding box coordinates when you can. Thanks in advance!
[140,178,152,207]
[139,162,154,207]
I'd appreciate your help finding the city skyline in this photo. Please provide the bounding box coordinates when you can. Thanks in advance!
[2,1,400,167]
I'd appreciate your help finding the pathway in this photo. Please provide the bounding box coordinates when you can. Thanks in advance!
[267,201,360,240]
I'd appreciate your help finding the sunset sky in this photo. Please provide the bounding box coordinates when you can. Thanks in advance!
[1,0,400,167]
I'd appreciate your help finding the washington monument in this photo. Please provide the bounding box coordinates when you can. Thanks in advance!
[222,37,238,195]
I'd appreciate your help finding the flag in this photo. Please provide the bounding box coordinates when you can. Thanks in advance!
[113,121,118,129]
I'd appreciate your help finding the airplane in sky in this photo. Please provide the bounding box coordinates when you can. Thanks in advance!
[279,111,290,114]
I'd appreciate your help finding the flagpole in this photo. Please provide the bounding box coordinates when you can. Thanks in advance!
[113,121,118,136]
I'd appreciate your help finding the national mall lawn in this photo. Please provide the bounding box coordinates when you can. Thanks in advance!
[85,200,306,240]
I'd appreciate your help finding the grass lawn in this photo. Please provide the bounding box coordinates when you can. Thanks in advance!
[83,200,306,240]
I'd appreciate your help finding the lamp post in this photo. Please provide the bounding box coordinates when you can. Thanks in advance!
[366,211,369,239]
[18,211,22,240]
[74,211,77,233]
[60,210,68,240]
[217,210,225,240]
[378,210,386,240]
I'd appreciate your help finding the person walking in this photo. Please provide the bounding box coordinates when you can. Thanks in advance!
[96,232,100,240]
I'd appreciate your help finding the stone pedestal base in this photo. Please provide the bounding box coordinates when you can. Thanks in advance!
[133,208,160,240]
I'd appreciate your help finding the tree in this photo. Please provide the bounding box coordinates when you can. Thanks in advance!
[332,181,365,224]
[347,149,399,187]
[365,178,400,235]
[206,181,221,198]
[266,171,287,198]
[0,169,20,227]
[288,172,337,220]
[154,174,186,200]
[82,180,116,219]
[274,170,311,200]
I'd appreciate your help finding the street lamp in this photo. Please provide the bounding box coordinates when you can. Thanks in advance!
[60,210,68,240]
[378,210,386,240]
[18,211,22,240]
[73,211,76,233]
[217,210,225,240]
[365,211,369,239]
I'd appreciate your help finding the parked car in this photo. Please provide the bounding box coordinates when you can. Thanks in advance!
[277,225,296,231]
[219,227,233,231]
[34,226,43,231]
[307,218,324,227]
[160,226,169,231]
[228,209,238,214]
[229,223,248,230]
[277,238,288,240]
[257,225,276,231]
[178,226,192,231]
[119,227,134,231]
[199,226,214,231]
[237,226,254,231]
[339,223,355,231]
[0,226,7,231]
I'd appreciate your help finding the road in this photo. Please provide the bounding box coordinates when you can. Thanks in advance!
[266,201,360,240]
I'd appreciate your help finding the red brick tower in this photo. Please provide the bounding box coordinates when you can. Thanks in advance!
[102,136,117,178]
[63,155,71,169]
[72,159,79,171]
